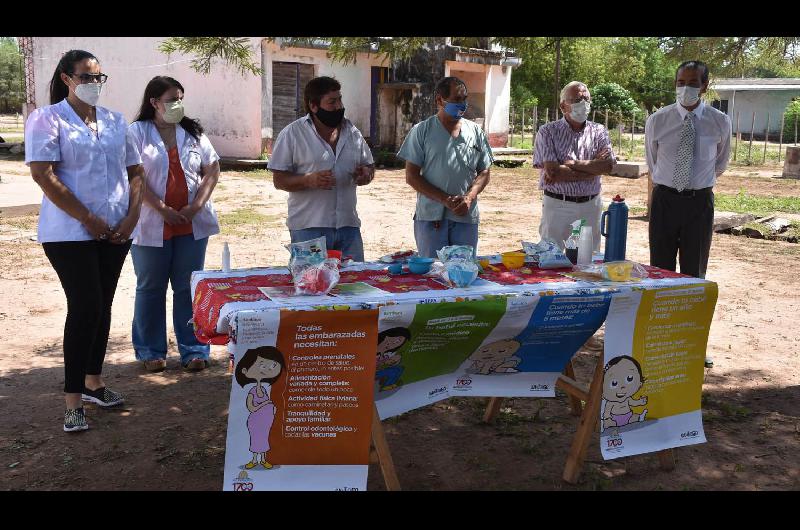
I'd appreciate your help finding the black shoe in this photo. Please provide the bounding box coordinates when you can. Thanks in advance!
[64,407,89,432]
[81,386,124,408]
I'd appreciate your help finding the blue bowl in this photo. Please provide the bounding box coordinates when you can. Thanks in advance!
[448,267,478,287]
[408,256,434,264]
[387,263,403,274]
[408,260,433,274]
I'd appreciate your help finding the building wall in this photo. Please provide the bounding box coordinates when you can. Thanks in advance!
[32,37,263,158]
[260,42,390,146]
[717,89,800,135]
[486,64,511,147]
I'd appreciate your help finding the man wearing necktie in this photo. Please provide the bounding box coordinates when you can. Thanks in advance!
[645,61,732,279]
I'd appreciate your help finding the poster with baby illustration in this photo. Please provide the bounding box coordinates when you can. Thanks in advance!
[600,283,718,459]
[222,308,377,491]
[374,293,612,419]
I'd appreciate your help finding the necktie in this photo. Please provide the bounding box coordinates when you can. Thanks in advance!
[673,113,695,192]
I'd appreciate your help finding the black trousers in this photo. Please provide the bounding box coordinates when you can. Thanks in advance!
[648,185,714,279]
[42,240,131,393]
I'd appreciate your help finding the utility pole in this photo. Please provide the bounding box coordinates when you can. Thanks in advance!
[554,37,562,120]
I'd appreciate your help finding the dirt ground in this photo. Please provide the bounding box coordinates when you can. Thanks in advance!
[1,156,799,491]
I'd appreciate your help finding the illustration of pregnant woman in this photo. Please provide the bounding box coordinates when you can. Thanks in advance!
[235,346,286,469]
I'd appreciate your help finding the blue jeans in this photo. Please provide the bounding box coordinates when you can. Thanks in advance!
[131,235,210,364]
[414,219,479,258]
[289,226,364,262]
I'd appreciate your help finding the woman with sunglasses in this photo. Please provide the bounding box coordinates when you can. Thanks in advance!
[128,76,221,373]
[25,49,144,432]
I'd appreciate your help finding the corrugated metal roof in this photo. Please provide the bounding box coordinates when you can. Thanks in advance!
[712,78,800,91]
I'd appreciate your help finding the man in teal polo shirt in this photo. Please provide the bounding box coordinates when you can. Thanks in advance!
[397,77,494,258]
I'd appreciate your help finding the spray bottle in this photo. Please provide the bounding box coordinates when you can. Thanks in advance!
[564,219,583,265]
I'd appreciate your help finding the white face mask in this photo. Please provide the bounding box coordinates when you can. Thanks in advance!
[161,100,185,124]
[72,80,102,106]
[676,86,702,107]
[569,99,591,122]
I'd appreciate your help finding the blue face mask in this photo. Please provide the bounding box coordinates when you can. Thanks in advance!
[443,100,468,120]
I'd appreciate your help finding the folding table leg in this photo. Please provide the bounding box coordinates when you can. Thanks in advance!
[563,354,605,484]
[371,404,401,491]
[483,397,505,423]
[563,360,584,416]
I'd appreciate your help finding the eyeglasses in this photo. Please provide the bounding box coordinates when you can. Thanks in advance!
[70,73,109,84]
[567,96,591,104]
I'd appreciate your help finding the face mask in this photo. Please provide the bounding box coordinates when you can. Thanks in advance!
[569,100,591,122]
[676,86,701,107]
[72,80,102,106]
[161,100,185,124]
[443,100,468,120]
[315,107,345,128]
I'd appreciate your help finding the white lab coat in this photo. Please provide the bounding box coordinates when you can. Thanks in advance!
[24,99,142,243]
[127,120,220,247]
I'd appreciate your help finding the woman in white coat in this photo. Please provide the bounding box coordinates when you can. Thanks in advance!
[25,50,144,432]
[128,76,221,373]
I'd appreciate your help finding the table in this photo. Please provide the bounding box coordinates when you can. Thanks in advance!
[191,256,716,490]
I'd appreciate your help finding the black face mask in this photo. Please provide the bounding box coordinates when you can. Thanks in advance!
[315,107,345,128]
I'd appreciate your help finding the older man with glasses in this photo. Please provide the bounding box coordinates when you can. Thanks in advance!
[533,81,616,252]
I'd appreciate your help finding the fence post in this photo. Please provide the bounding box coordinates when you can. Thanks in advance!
[510,106,515,147]
[779,114,784,163]
[617,111,623,155]
[592,109,597,123]
[734,112,740,161]
[522,105,527,147]
[795,113,798,146]
[748,111,756,162]
[545,108,549,124]
[630,110,636,159]
[532,106,538,151]
[763,112,770,164]
[605,109,609,131]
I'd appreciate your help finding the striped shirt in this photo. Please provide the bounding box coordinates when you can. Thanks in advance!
[532,118,615,196]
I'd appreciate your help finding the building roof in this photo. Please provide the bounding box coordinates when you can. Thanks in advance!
[713,78,800,91]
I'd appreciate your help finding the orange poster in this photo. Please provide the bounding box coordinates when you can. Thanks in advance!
[223,309,378,490]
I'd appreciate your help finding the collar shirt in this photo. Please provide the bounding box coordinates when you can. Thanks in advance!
[533,118,616,196]
[267,115,373,230]
[24,99,141,243]
[396,115,494,223]
[645,101,732,189]
[128,120,221,247]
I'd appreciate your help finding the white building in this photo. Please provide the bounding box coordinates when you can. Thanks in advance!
[27,37,517,158]
[711,78,800,136]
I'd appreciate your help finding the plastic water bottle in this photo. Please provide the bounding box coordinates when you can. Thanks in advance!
[222,242,231,272]
[601,195,629,262]
[577,226,593,265]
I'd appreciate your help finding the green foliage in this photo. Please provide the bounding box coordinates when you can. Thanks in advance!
[782,99,800,140]
[0,37,25,113]
[159,37,262,76]
[590,83,639,125]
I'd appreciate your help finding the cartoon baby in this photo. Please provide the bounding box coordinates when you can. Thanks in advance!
[601,355,648,432]
[375,327,410,391]
[466,339,522,375]
[235,346,286,470]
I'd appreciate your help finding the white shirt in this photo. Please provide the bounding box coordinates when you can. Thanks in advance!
[127,121,220,247]
[267,115,373,230]
[24,99,142,243]
[645,101,732,189]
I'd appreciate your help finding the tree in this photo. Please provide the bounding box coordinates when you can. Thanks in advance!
[0,37,25,113]
[590,83,639,126]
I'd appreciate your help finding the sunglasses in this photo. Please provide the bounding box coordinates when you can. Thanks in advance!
[70,73,109,84]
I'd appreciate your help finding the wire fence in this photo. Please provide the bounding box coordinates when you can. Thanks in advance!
[508,105,800,166]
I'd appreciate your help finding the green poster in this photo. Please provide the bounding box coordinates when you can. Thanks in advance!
[397,299,507,383]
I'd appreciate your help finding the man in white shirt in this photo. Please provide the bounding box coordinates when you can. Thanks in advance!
[645,60,731,279]
[269,76,375,261]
